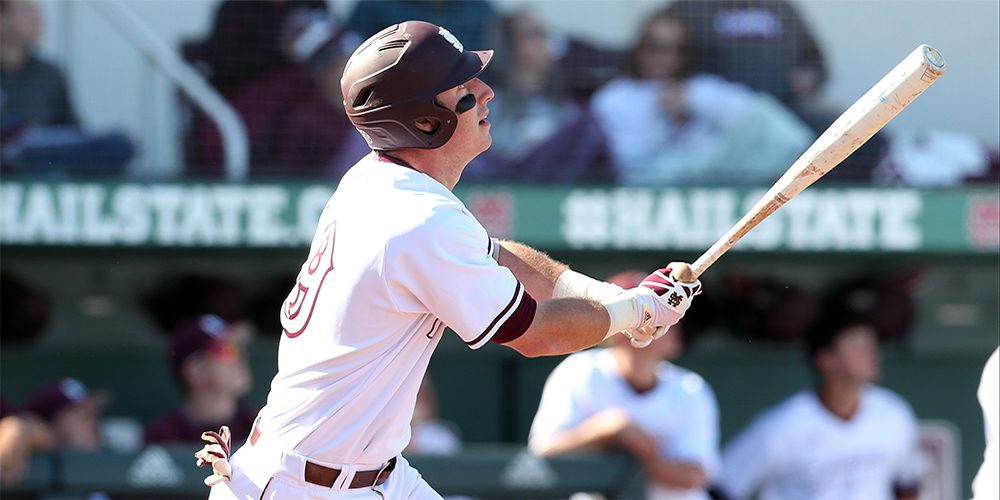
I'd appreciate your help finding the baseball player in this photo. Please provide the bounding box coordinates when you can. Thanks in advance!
[716,316,922,500]
[529,272,720,500]
[195,20,702,499]
[972,347,998,500]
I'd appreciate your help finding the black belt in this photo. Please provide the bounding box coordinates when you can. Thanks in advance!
[249,425,396,488]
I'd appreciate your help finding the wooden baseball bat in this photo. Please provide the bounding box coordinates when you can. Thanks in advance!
[672,44,946,283]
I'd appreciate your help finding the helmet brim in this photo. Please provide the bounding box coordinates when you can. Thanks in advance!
[441,49,493,92]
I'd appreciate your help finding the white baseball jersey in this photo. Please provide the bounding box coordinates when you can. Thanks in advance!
[972,347,999,500]
[529,348,720,500]
[718,386,922,500]
[255,152,536,467]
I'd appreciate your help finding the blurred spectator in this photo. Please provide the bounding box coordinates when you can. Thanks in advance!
[873,130,1000,187]
[824,268,922,344]
[0,0,76,127]
[668,0,888,181]
[0,0,133,176]
[190,8,368,178]
[346,0,497,52]
[25,378,105,451]
[590,8,812,186]
[181,0,328,99]
[145,315,256,444]
[0,403,54,485]
[404,375,461,456]
[181,0,328,171]
[716,316,921,500]
[464,10,615,185]
[529,271,719,500]
[667,0,825,108]
[724,273,818,344]
[972,347,999,500]
[270,9,368,178]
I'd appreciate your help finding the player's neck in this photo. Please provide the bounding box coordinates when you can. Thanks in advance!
[0,44,29,72]
[613,350,659,394]
[391,149,465,190]
[184,392,238,425]
[816,381,862,421]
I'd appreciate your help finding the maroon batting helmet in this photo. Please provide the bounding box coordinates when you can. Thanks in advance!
[341,20,493,151]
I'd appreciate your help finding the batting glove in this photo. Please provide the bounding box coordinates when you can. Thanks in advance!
[602,263,702,348]
[194,426,232,487]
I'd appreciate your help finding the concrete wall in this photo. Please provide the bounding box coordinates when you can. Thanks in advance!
[33,0,999,175]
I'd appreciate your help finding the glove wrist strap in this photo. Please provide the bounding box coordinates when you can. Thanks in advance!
[601,294,640,339]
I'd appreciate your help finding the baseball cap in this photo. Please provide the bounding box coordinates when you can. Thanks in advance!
[606,270,646,289]
[26,378,105,422]
[169,314,243,377]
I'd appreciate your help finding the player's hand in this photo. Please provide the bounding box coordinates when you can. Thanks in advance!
[660,80,690,122]
[194,426,233,487]
[629,263,701,348]
[585,409,659,462]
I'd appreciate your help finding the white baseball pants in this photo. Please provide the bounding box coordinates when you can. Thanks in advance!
[207,442,442,499]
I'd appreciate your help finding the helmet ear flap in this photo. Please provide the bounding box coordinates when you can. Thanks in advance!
[413,117,442,135]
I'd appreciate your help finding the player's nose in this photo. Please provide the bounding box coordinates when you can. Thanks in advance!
[474,78,494,105]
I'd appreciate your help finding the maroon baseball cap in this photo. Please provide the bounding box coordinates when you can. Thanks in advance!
[169,314,242,376]
[26,378,104,422]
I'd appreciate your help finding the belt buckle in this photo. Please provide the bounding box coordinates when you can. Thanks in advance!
[369,458,393,489]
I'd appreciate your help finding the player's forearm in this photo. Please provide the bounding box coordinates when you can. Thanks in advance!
[531,426,611,456]
[502,298,609,357]
[643,459,709,490]
[496,240,567,301]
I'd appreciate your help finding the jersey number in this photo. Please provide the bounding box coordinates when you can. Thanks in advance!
[281,221,336,338]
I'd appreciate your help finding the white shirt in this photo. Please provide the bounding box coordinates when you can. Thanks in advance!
[719,386,922,500]
[529,348,720,500]
[256,152,534,467]
[972,347,999,500]
[589,74,810,186]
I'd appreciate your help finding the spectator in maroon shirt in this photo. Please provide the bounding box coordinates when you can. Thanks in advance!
[190,8,367,179]
[145,315,256,444]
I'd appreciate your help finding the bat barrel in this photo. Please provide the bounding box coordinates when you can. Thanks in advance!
[680,45,945,281]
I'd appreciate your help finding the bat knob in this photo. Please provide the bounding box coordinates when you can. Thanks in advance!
[669,262,697,283]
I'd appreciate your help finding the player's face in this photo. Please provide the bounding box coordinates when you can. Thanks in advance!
[436,77,495,158]
[189,342,252,397]
[52,403,102,451]
[510,13,553,75]
[830,326,881,384]
[645,324,684,360]
[637,18,687,80]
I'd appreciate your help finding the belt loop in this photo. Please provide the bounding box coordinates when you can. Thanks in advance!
[331,464,355,490]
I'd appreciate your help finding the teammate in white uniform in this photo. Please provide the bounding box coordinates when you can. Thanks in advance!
[529,271,718,500]
[194,21,703,499]
[717,317,922,500]
[972,347,999,500]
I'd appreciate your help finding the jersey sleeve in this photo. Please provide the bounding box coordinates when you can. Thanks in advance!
[718,409,778,499]
[892,400,924,491]
[668,378,721,476]
[527,355,592,453]
[386,206,535,349]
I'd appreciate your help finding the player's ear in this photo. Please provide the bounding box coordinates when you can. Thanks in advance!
[413,118,441,134]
